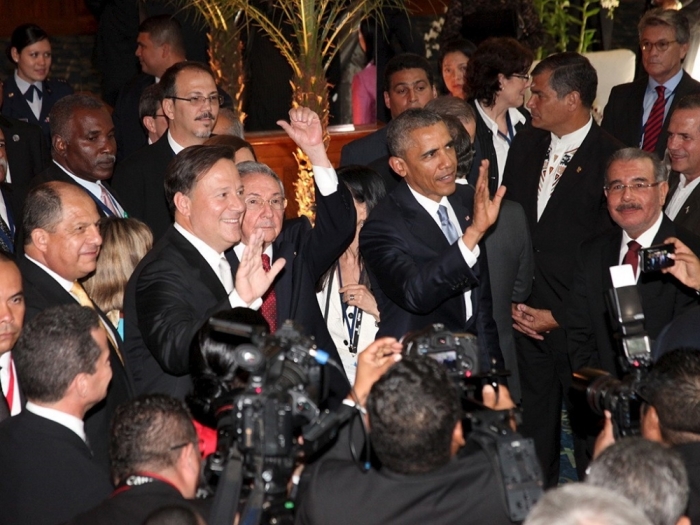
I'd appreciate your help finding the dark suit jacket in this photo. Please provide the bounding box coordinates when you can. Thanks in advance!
[359,181,502,370]
[0,184,17,253]
[31,162,126,218]
[468,104,529,195]
[676,442,700,525]
[1,76,74,147]
[502,122,623,325]
[112,132,176,240]
[123,226,233,398]
[18,256,135,466]
[339,126,388,167]
[67,479,210,525]
[665,170,700,235]
[0,114,49,213]
[601,72,700,159]
[227,183,357,402]
[567,216,700,377]
[0,411,113,525]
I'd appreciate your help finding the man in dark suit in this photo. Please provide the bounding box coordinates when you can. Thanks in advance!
[567,148,700,380]
[666,94,700,235]
[19,182,135,466]
[232,107,356,401]
[0,305,114,525]
[359,108,504,370]
[503,52,623,486]
[296,344,519,525]
[123,145,284,399]
[113,61,222,240]
[339,53,437,168]
[0,253,24,421]
[602,9,700,159]
[68,394,208,525]
[0,128,17,253]
[30,94,126,219]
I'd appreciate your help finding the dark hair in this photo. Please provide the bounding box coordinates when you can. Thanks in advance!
[110,394,197,485]
[188,308,269,427]
[531,52,598,109]
[466,37,533,106]
[367,356,461,474]
[6,23,49,64]
[606,147,667,183]
[13,305,101,403]
[164,144,236,214]
[360,17,378,65]
[139,82,165,121]
[438,38,476,95]
[384,53,434,93]
[426,95,476,126]
[160,61,216,100]
[386,107,444,158]
[316,165,386,292]
[49,94,107,141]
[205,134,256,160]
[643,348,700,445]
[676,93,700,112]
[138,14,186,57]
[442,114,474,178]
[143,505,204,525]
[638,8,690,45]
[22,182,63,245]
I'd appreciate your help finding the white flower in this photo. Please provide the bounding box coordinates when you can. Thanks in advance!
[600,0,619,9]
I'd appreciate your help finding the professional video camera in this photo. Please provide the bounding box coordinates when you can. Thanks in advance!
[197,314,357,525]
[572,271,653,439]
[403,324,543,521]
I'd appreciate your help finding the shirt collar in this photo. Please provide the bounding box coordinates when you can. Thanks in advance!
[25,401,86,442]
[14,71,41,95]
[174,222,225,276]
[233,242,274,261]
[53,160,104,199]
[24,254,74,293]
[167,131,186,155]
[474,101,526,135]
[406,184,451,216]
[550,116,593,149]
[648,68,684,93]
[621,211,664,247]
[678,173,700,191]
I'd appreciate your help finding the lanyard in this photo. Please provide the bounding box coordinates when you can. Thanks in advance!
[337,263,362,355]
[496,111,515,146]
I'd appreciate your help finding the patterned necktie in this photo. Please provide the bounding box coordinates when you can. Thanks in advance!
[260,254,278,333]
[437,205,460,245]
[71,281,124,364]
[642,86,666,152]
[0,214,12,253]
[219,255,233,294]
[100,186,120,217]
[623,240,642,276]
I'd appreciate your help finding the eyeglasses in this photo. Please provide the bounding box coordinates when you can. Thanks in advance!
[640,40,677,53]
[167,94,224,107]
[511,73,531,81]
[154,113,167,119]
[603,181,663,194]
[244,196,287,211]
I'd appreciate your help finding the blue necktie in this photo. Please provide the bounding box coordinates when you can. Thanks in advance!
[23,84,42,103]
[437,205,459,245]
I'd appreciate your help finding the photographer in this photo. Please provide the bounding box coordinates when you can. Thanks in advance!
[295,337,518,525]
[594,349,700,525]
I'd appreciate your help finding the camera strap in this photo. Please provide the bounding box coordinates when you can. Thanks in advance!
[208,447,244,525]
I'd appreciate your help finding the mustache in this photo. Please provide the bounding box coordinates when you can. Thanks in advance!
[616,203,642,212]
[97,154,116,164]
[196,111,215,121]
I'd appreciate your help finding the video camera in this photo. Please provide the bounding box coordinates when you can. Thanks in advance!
[403,324,542,521]
[572,271,653,439]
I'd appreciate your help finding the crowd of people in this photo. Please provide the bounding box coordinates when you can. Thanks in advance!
[3,4,700,525]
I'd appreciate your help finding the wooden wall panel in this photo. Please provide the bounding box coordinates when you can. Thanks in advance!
[0,0,96,36]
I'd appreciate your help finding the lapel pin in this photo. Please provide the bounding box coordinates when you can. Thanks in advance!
[576,166,582,173]
[465,215,470,222]
[7,93,12,98]
[12,135,19,142]
[686,205,691,214]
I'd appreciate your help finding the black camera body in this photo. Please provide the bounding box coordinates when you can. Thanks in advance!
[402,324,480,380]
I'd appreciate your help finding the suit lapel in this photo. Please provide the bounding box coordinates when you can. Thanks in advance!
[272,241,295,321]
[392,182,452,254]
[170,229,229,302]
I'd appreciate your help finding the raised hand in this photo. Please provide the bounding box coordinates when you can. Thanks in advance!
[235,229,286,304]
[662,236,700,291]
[277,107,331,167]
[463,159,506,250]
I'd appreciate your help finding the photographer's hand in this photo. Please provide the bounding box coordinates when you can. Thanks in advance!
[663,236,700,291]
[350,337,402,407]
[593,410,616,459]
[482,385,517,431]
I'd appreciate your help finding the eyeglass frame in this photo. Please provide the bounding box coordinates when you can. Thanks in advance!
[640,40,678,53]
[511,73,531,81]
[166,94,224,107]
[244,195,288,211]
[603,181,664,194]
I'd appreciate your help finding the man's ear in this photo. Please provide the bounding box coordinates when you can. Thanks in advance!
[30,228,50,253]
[450,420,466,457]
[384,91,391,110]
[142,116,157,135]
[641,404,664,443]
[173,192,191,217]
[565,91,581,111]
[162,98,175,120]
[53,134,67,157]
[388,156,408,178]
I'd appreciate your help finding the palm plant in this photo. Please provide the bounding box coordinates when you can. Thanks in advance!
[180,0,405,220]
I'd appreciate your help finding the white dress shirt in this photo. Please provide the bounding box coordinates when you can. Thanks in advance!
[618,212,664,281]
[0,352,21,416]
[53,161,126,217]
[14,71,42,120]
[407,185,479,321]
[665,173,700,220]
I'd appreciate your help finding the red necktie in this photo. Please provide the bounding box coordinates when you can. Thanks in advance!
[642,86,666,152]
[623,240,642,276]
[260,254,277,333]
